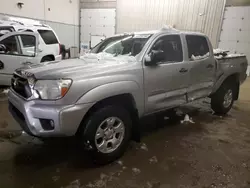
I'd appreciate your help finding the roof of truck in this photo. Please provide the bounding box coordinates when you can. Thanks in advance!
[116,26,205,37]
[159,26,205,36]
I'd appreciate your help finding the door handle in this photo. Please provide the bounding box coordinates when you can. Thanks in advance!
[179,68,188,73]
[206,64,214,69]
[0,61,4,69]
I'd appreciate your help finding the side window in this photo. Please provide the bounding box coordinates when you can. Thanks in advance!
[0,35,36,57]
[150,35,183,63]
[20,35,35,47]
[37,30,58,44]
[0,36,20,55]
[186,35,210,61]
[19,35,36,56]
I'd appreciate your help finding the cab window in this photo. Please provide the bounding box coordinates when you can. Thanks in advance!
[150,35,183,63]
[186,35,210,60]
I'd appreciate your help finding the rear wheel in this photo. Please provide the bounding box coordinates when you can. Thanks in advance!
[41,56,54,62]
[211,82,234,115]
[80,105,132,164]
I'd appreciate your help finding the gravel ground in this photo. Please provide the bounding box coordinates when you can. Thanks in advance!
[0,80,249,188]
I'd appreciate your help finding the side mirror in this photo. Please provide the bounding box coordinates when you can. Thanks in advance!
[0,44,6,53]
[145,50,165,66]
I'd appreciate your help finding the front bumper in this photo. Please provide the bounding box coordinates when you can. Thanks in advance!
[240,73,248,84]
[8,89,93,137]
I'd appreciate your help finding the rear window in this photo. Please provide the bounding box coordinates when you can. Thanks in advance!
[186,35,209,60]
[38,30,58,44]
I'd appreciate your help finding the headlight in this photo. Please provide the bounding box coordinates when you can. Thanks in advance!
[34,79,72,100]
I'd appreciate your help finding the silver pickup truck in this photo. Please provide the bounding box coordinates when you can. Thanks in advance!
[8,28,248,163]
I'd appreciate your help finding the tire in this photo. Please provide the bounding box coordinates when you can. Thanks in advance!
[211,81,234,115]
[41,56,53,62]
[80,105,132,165]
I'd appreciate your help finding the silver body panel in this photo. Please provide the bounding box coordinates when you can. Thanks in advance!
[8,29,248,137]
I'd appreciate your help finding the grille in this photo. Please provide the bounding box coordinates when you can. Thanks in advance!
[11,74,32,98]
[9,102,33,136]
[9,102,25,122]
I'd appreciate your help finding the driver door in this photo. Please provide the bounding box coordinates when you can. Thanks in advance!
[143,34,191,114]
[0,32,39,85]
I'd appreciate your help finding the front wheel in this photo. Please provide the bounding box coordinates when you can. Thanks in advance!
[80,105,132,164]
[211,82,234,115]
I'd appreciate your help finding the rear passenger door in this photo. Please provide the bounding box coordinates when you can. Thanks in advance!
[186,35,215,101]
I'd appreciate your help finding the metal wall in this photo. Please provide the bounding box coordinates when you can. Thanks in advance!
[0,13,79,48]
[117,0,226,47]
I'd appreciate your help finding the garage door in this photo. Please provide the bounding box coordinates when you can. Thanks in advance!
[80,9,116,49]
[218,6,250,75]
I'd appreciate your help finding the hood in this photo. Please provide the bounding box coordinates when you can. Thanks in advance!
[20,53,137,79]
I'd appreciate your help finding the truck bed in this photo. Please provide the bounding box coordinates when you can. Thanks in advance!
[213,48,246,60]
[214,49,248,83]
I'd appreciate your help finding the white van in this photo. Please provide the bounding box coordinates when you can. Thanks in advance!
[0,17,62,85]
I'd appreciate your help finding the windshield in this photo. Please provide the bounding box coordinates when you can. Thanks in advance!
[91,34,152,56]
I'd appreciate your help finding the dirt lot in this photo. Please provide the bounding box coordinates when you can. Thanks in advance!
[0,80,250,188]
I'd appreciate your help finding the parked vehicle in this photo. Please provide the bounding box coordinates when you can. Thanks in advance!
[0,17,61,85]
[8,28,248,164]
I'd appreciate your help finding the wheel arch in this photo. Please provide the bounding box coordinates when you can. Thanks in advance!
[76,93,141,142]
[76,81,144,115]
[41,54,55,62]
[212,73,240,100]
